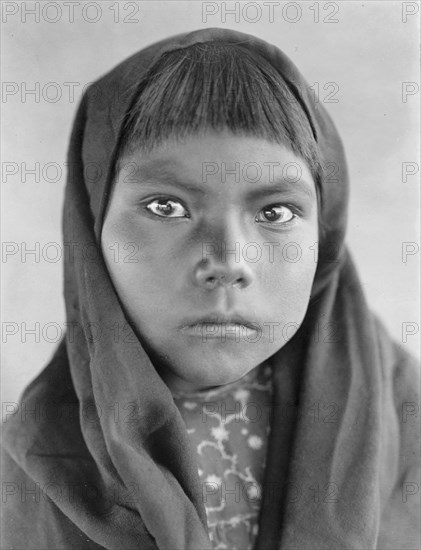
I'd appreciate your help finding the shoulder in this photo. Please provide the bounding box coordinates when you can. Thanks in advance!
[373,314,419,460]
[0,447,103,550]
[368,316,420,548]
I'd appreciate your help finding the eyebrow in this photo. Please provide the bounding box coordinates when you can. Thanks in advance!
[123,161,207,195]
[246,178,316,200]
[123,159,316,200]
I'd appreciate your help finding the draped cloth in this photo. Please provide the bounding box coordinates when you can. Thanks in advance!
[2,28,420,550]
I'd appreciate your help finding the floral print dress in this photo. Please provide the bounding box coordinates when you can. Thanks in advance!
[173,362,273,550]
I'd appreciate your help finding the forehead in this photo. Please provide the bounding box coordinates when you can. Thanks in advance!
[117,132,316,198]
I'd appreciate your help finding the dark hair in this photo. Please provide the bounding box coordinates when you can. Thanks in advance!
[116,42,321,197]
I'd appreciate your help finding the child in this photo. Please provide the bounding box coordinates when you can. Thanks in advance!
[2,28,419,550]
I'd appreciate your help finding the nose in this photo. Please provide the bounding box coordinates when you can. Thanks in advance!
[193,257,253,290]
[192,213,256,290]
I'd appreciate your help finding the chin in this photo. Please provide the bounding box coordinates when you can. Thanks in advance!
[173,343,276,389]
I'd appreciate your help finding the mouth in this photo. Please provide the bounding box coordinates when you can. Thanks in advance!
[179,313,260,339]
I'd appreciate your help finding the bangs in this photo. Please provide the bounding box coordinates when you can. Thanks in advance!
[117,42,321,191]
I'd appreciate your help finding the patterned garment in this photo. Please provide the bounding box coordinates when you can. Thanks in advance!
[173,363,273,550]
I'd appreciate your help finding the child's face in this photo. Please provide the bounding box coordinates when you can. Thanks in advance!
[101,132,318,393]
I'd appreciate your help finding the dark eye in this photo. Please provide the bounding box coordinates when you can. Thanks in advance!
[256,205,295,224]
[146,198,189,218]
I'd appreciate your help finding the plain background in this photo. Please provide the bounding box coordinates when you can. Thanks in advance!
[2,1,420,405]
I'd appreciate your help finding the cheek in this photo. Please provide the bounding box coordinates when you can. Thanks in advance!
[103,210,166,265]
[101,212,183,306]
[260,228,318,318]
[267,256,316,301]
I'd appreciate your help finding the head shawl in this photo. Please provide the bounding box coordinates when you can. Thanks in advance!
[2,28,419,550]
